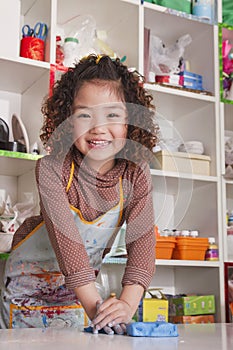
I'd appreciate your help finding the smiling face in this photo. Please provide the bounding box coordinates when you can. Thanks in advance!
[72,80,128,174]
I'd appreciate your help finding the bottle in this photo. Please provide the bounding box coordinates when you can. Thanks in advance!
[190,230,199,238]
[180,230,190,237]
[228,211,233,227]
[63,37,79,67]
[205,237,219,261]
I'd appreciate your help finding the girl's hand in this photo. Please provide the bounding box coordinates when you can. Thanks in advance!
[91,297,133,334]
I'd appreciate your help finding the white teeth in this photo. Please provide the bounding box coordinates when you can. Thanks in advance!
[89,140,109,145]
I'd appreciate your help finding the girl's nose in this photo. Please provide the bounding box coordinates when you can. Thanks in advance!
[89,115,107,134]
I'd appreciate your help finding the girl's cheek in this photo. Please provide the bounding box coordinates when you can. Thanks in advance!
[73,124,90,139]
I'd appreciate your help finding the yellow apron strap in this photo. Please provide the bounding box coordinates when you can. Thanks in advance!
[66,161,75,193]
[117,176,124,227]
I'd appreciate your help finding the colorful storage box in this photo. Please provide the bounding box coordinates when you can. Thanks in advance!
[169,295,215,316]
[169,314,215,324]
[153,150,211,176]
[182,70,204,91]
[172,237,209,260]
[155,74,183,87]
[155,236,176,259]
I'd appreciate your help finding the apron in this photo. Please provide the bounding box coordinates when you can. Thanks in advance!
[0,162,123,329]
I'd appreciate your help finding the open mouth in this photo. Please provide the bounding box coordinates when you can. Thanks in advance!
[88,140,111,149]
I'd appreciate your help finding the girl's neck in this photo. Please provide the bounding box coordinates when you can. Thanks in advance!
[84,158,116,175]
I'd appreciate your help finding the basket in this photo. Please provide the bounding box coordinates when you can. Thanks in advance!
[0,232,13,253]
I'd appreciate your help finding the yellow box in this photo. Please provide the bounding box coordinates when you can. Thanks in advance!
[134,289,169,322]
[143,298,168,322]
[152,150,211,176]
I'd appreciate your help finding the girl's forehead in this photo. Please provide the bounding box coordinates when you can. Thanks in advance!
[76,80,124,99]
[74,80,126,109]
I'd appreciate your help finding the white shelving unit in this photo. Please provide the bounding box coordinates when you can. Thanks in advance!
[0,0,228,322]
[220,102,233,262]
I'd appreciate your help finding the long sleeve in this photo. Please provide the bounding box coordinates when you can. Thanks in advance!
[122,162,156,290]
[36,156,96,289]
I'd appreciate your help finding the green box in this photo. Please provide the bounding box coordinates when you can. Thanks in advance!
[145,0,192,14]
[169,295,215,316]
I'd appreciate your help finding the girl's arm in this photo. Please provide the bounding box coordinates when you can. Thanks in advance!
[91,162,155,331]
[74,282,102,320]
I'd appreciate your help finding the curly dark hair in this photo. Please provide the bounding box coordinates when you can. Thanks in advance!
[40,54,159,163]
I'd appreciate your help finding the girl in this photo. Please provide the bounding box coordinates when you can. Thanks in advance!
[0,54,159,332]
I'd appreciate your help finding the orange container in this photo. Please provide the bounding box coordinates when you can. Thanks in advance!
[155,237,176,259]
[172,237,209,260]
[175,237,209,246]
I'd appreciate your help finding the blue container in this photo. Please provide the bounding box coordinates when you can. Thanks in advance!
[192,0,213,20]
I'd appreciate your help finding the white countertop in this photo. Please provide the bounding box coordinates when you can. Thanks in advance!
[0,323,233,350]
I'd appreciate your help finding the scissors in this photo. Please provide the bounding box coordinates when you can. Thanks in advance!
[22,22,48,41]
[22,24,34,38]
[33,22,48,41]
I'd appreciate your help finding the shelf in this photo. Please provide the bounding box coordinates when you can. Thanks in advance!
[0,56,50,93]
[143,1,215,25]
[103,257,220,267]
[144,83,215,102]
[0,151,42,176]
[150,168,218,183]
[144,1,214,25]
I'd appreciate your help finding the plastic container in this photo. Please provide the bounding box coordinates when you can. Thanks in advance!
[180,230,190,237]
[192,0,213,21]
[190,230,199,238]
[155,226,176,259]
[205,237,219,261]
[155,236,176,259]
[20,36,45,61]
[172,237,209,260]
[63,37,79,67]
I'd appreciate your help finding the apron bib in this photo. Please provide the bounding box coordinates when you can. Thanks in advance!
[0,162,123,328]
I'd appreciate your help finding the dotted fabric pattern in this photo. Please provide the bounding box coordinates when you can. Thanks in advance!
[12,148,155,290]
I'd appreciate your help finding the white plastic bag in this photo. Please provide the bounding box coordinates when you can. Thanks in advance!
[149,34,192,76]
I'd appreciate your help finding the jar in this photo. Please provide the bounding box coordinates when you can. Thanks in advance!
[180,230,190,237]
[205,237,219,261]
[63,37,79,67]
[190,230,199,238]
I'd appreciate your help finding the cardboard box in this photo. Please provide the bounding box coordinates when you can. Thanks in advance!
[153,150,211,176]
[169,295,215,316]
[136,290,169,322]
[169,314,215,324]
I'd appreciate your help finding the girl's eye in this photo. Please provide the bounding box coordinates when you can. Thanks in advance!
[76,113,91,119]
[108,113,120,118]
